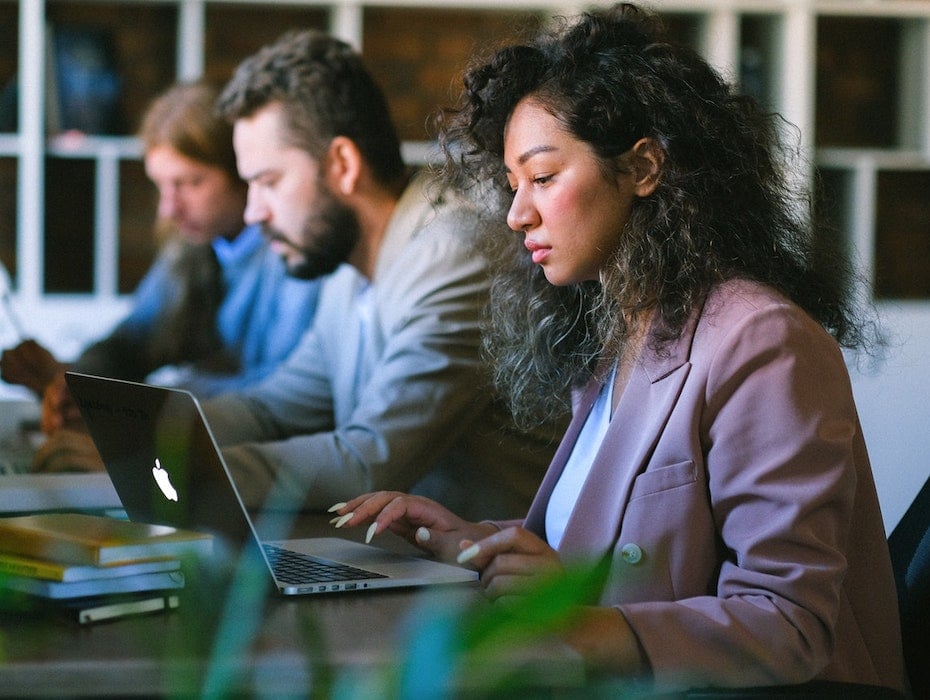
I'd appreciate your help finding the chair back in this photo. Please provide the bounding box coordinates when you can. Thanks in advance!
[888,474,930,699]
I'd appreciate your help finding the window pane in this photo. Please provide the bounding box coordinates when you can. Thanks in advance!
[814,167,853,259]
[46,2,176,136]
[44,157,94,293]
[741,14,780,111]
[362,7,545,141]
[0,157,16,283]
[816,17,900,148]
[0,3,18,133]
[204,5,328,87]
[875,170,930,299]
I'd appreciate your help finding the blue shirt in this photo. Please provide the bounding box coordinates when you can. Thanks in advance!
[73,224,320,397]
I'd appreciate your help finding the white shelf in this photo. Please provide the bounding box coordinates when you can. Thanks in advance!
[2,0,925,304]
[817,148,930,170]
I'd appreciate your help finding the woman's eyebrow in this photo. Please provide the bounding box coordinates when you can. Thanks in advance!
[505,144,558,173]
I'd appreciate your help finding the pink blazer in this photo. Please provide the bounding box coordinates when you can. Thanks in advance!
[518,279,907,694]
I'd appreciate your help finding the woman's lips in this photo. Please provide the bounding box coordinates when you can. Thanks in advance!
[524,240,550,264]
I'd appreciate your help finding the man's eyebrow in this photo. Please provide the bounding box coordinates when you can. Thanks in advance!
[241,168,274,183]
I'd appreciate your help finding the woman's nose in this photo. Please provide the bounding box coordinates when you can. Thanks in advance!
[507,190,538,232]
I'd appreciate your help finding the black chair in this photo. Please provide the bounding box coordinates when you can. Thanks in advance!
[888,473,930,699]
[683,475,930,700]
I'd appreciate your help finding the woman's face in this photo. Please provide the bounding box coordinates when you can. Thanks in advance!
[503,97,638,285]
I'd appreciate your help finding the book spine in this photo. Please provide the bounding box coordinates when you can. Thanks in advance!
[0,556,182,583]
[0,558,68,581]
[0,529,99,565]
[1,570,185,599]
[99,539,213,566]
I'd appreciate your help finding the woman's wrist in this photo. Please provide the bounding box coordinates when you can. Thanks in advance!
[562,606,648,677]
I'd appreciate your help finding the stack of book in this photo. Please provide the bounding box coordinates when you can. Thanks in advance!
[0,512,213,624]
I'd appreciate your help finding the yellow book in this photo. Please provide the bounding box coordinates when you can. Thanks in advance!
[0,512,212,566]
[0,551,181,582]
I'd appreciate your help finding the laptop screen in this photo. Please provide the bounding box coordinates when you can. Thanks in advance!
[65,372,255,547]
[66,372,481,597]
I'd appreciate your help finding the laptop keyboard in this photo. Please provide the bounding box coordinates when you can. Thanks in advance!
[263,544,388,585]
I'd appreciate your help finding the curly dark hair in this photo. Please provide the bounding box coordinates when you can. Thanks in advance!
[217,28,406,188]
[438,3,878,428]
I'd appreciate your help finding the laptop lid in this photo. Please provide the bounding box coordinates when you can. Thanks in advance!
[65,372,477,595]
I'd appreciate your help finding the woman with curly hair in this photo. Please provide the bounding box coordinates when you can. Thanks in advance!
[332,4,906,694]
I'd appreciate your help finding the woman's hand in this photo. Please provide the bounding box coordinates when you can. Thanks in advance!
[329,492,564,600]
[456,525,564,600]
[456,528,646,674]
[328,492,498,565]
[331,495,645,674]
[32,428,104,473]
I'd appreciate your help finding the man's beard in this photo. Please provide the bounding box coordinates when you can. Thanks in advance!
[265,190,360,281]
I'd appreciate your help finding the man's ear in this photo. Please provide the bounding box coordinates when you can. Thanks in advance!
[630,137,664,197]
[325,136,362,196]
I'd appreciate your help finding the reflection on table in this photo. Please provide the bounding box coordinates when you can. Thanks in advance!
[0,399,122,513]
[0,512,585,697]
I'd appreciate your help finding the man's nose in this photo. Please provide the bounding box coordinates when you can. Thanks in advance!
[243,188,270,225]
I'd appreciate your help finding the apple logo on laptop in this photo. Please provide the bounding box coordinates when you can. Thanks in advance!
[152,458,179,502]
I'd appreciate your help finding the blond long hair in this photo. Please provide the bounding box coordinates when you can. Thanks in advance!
[138,81,235,371]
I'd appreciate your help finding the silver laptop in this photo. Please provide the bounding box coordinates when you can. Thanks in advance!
[64,371,478,595]
[0,397,122,513]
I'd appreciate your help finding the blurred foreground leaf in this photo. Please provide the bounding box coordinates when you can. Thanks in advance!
[460,555,611,660]
[370,555,613,698]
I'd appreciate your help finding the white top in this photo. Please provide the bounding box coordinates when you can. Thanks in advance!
[545,363,616,549]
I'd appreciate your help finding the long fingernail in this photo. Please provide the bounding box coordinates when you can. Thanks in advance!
[334,512,354,528]
[329,516,341,525]
[328,502,347,513]
[457,543,480,565]
[365,522,377,544]
[415,527,430,543]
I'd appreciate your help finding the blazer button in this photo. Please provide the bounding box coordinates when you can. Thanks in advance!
[620,543,643,565]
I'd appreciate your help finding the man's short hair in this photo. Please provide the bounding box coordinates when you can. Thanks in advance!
[217,29,405,186]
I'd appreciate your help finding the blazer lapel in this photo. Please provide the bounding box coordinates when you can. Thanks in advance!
[524,378,604,538]
[555,310,701,558]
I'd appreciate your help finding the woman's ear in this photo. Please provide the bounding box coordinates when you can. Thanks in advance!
[325,136,362,197]
[630,137,664,197]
